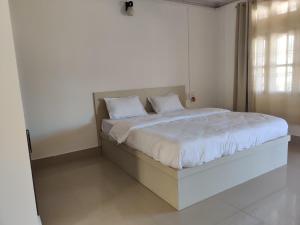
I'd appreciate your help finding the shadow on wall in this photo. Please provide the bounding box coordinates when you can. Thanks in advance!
[31,117,98,160]
[119,0,127,16]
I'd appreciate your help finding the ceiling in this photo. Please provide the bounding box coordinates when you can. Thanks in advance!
[166,0,238,8]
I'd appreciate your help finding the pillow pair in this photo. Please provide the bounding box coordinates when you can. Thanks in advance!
[104,94,184,119]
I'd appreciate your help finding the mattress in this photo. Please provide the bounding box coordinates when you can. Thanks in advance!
[103,108,288,169]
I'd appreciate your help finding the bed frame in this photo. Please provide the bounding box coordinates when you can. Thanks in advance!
[93,86,290,210]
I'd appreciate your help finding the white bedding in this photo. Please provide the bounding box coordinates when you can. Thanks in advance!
[105,108,288,169]
[102,119,118,134]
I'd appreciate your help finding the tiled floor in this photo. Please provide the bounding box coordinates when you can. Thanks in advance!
[34,142,300,225]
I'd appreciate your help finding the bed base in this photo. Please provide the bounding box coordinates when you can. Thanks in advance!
[101,134,290,210]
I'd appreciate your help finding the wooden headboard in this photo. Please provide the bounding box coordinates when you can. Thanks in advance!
[93,85,186,145]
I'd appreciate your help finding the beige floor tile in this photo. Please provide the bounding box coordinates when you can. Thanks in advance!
[152,197,238,225]
[243,188,300,225]
[35,141,300,225]
[215,167,287,210]
[215,211,262,225]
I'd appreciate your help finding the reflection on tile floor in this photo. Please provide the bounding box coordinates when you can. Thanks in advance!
[34,142,300,225]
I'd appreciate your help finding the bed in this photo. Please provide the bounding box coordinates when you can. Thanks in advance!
[93,85,290,210]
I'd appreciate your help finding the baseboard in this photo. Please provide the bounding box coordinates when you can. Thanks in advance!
[31,144,100,160]
[32,147,100,169]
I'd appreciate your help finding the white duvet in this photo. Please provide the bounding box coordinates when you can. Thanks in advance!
[108,108,288,169]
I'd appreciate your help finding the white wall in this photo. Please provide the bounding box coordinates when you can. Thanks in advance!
[189,6,218,108]
[216,2,237,110]
[10,0,218,159]
[0,0,40,224]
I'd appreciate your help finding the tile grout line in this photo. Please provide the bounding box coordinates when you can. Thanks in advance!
[212,210,242,225]
[216,184,288,224]
[238,208,266,224]
[240,186,287,211]
[214,189,280,224]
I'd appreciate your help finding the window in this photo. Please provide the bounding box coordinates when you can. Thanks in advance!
[273,0,298,15]
[253,32,295,94]
[255,0,298,20]
[269,33,294,93]
[289,0,298,12]
[256,5,269,20]
[253,37,266,93]
[251,0,300,123]
[274,1,289,14]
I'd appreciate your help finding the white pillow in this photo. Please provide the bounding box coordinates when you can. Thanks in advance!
[104,96,147,119]
[148,94,184,114]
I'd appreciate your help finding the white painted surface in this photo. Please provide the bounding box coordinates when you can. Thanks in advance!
[10,0,218,159]
[216,2,237,110]
[0,0,40,224]
[188,6,219,108]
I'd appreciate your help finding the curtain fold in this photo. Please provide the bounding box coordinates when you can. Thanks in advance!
[234,1,253,112]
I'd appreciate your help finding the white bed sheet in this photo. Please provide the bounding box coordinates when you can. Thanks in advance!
[102,113,156,134]
[102,119,118,134]
[105,108,288,169]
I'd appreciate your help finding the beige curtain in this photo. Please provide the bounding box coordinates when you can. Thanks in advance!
[234,2,253,112]
[251,0,300,124]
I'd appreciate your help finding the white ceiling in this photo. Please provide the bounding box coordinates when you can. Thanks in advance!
[166,0,238,8]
